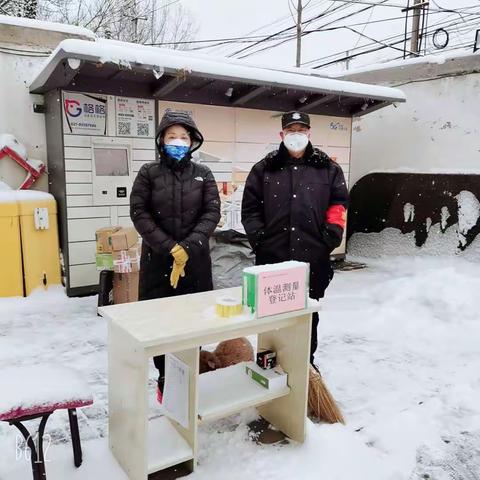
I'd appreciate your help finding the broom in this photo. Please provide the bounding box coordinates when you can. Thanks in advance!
[308,365,345,424]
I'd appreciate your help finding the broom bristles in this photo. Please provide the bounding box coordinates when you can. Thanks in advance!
[308,366,345,424]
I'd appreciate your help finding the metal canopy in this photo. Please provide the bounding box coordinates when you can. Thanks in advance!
[29,39,406,117]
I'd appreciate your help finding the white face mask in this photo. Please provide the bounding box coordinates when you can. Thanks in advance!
[283,133,309,153]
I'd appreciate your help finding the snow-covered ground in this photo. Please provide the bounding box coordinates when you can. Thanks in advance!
[1,255,479,479]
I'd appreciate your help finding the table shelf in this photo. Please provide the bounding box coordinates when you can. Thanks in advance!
[198,362,290,422]
[147,416,193,474]
[104,286,315,478]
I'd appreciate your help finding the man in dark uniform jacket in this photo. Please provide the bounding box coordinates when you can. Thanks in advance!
[241,111,349,367]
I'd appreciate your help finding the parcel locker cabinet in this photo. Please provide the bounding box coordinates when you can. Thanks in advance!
[45,90,156,296]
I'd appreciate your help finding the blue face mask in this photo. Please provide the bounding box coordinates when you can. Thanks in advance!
[164,143,190,161]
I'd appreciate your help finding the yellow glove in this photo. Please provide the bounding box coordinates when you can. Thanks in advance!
[170,244,189,289]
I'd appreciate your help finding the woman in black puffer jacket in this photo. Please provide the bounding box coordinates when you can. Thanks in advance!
[130,110,221,400]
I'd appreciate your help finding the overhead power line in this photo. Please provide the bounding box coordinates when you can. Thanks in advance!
[299,6,480,67]
[227,2,480,61]
[208,0,332,56]
[309,13,480,69]
[178,6,477,53]
[234,0,386,59]
[229,0,476,60]
[226,1,352,58]
[145,32,297,47]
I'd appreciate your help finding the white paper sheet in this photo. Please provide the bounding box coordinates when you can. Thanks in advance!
[163,354,190,429]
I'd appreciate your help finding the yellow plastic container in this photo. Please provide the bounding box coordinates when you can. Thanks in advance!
[0,191,61,297]
[0,195,23,297]
[17,192,61,296]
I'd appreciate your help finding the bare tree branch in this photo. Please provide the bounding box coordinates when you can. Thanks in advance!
[31,0,198,48]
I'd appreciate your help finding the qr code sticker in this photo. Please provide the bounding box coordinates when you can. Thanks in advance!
[118,121,131,136]
[137,123,149,137]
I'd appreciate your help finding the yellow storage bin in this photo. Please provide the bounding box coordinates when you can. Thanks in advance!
[17,192,61,296]
[0,194,23,297]
[0,190,61,297]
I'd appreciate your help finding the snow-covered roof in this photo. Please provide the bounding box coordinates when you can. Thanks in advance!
[0,14,95,41]
[337,50,480,86]
[30,38,405,117]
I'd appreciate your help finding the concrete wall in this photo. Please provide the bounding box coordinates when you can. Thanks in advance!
[0,17,94,190]
[0,52,49,190]
[350,72,480,187]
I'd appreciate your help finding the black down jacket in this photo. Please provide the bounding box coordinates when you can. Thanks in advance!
[130,112,221,300]
[241,142,349,299]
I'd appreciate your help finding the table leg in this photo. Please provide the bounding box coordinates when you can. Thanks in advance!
[146,347,199,475]
[257,314,312,443]
[169,348,198,473]
[109,322,149,480]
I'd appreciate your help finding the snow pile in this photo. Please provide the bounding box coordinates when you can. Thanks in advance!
[0,133,27,161]
[440,206,450,231]
[243,260,307,274]
[1,259,480,479]
[26,158,45,171]
[350,190,480,259]
[0,14,95,41]
[455,190,480,247]
[197,414,396,480]
[1,135,45,173]
[0,365,92,419]
[0,190,53,203]
[403,202,415,222]
[319,256,480,480]
[349,224,480,261]
[332,49,480,79]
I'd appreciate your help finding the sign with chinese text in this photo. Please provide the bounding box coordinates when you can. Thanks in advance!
[62,91,107,135]
[116,97,155,138]
[243,262,309,317]
[256,266,307,317]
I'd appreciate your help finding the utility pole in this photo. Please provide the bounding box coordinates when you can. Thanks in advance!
[410,0,422,56]
[130,0,147,44]
[151,0,155,45]
[402,0,428,58]
[296,0,303,67]
[132,0,138,43]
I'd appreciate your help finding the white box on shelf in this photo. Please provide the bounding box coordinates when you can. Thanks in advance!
[245,361,288,390]
[198,362,290,421]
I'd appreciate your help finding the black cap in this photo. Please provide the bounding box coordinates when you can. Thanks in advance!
[281,111,310,129]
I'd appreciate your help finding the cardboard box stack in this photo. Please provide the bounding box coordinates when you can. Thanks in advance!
[95,226,120,271]
[95,226,140,304]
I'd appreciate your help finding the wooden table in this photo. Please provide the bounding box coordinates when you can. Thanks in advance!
[98,286,320,480]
